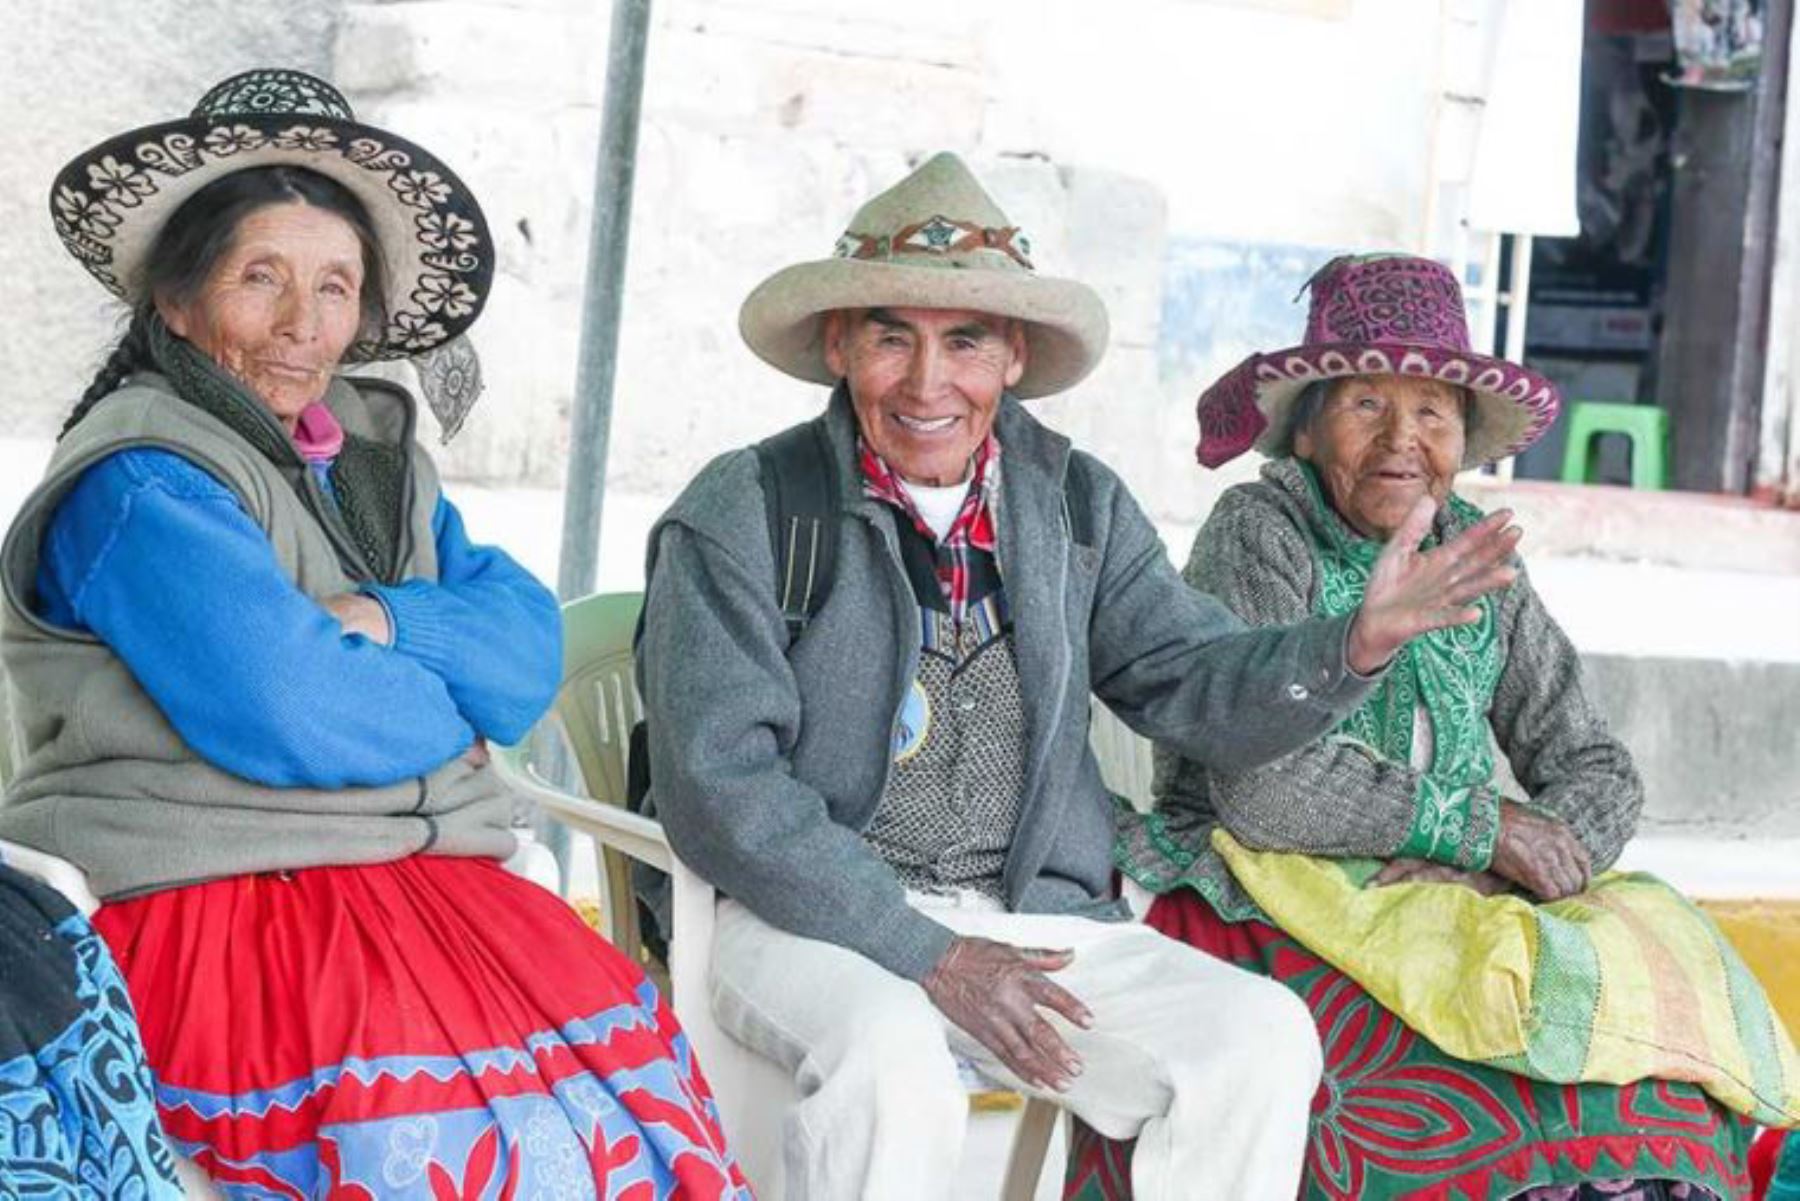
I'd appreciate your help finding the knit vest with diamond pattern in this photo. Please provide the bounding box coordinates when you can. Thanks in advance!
[864,599,1027,898]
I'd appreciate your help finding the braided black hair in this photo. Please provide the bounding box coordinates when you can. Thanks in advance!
[62,165,389,438]
[61,307,156,436]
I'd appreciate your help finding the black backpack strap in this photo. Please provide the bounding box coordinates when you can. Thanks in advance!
[756,417,840,643]
[1063,450,1096,549]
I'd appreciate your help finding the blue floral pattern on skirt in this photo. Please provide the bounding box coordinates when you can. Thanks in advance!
[0,863,180,1198]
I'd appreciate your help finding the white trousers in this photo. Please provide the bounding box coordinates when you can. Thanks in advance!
[710,893,1321,1201]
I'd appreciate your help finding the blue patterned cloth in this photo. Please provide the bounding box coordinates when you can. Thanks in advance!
[0,862,180,1198]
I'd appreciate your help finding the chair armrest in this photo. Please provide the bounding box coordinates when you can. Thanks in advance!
[491,742,673,872]
[666,849,716,1039]
[501,827,563,893]
[0,838,101,916]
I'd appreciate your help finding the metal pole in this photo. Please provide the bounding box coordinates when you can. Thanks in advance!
[557,0,654,600]
[1491,233,1534,484]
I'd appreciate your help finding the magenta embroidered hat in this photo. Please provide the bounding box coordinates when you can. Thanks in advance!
[1193,253,1560,468]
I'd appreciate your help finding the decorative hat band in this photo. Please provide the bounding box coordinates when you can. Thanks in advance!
[832,214,1034,271]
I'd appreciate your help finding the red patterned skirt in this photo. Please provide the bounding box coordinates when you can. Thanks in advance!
[92,855,750,1199]
[1065,890,1751,1201]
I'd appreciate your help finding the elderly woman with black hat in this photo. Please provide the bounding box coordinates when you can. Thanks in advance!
[1066,254,1757,1201]
[0,70,746,1197]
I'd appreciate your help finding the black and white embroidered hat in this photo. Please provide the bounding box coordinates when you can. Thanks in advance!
[49,68,493,363]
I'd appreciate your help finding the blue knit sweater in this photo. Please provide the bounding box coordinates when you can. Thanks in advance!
[35,448,560,789]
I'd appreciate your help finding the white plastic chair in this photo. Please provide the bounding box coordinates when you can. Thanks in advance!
[0,827,554,1201]
[0,837,100,915]
[494,590,1068,1200]
[1088,702,1157,814]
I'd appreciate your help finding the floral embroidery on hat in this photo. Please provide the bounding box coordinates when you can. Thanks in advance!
[47,68,493,364]
[1192,254,1561,470]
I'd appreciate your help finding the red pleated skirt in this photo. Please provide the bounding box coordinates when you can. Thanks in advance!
[93,854,750,1199]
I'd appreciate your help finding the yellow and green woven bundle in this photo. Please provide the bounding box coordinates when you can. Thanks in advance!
[1213,830,1800,1128]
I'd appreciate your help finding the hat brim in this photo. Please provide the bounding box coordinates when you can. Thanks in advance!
[50,113,493,361]
[1197,342,1561,469]
[738,258,1110,399]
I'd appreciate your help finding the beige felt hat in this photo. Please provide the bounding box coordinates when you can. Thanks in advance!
[738,152,1110,399]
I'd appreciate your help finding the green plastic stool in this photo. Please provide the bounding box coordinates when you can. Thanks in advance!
[1558,401,1670,490]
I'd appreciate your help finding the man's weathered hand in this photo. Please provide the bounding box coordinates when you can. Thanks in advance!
[921,936,1092,1092]
[322,592,393,646]
[1347,498,1521,674]
[1490,801,1591,901]
[1372,856,1511,895]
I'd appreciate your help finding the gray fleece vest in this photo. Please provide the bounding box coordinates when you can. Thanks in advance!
[0,372,513,900]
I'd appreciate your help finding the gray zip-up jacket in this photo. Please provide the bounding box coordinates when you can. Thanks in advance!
[638,390,1379,981]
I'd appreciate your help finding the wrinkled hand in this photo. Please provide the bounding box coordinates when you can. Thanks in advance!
[322,592,392,646]
[1347,498,1521,674]
[921,936,1092,1092]
[1373,857,1511,896]
[1490,801,1590,901]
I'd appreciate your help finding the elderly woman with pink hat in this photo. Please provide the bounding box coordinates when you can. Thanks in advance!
[1069,255,1755,1200]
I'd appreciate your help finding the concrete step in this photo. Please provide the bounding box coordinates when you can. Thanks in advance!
[1583,655,1800,838]
[1459,478,1800,578]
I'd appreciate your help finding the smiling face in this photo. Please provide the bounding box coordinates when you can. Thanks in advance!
[822,306,1027,486]
[1293,373,1468,541]
[156,201,367,431]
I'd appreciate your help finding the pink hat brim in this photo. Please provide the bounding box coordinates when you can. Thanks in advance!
[1195,341,1561,469]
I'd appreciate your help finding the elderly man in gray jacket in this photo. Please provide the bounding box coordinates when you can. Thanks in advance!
[638,153,1521,1200]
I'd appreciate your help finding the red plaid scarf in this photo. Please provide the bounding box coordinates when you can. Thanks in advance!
[858,435,1000,624]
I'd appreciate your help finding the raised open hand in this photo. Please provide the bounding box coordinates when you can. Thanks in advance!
[921,935,1093,1092]
[1347,497,1521,674]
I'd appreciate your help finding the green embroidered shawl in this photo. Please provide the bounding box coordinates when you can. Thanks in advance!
[1296,462,1503,870]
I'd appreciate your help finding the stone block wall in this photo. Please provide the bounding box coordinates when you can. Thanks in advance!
[4,0,1464,537]
[307,0,1196,532]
